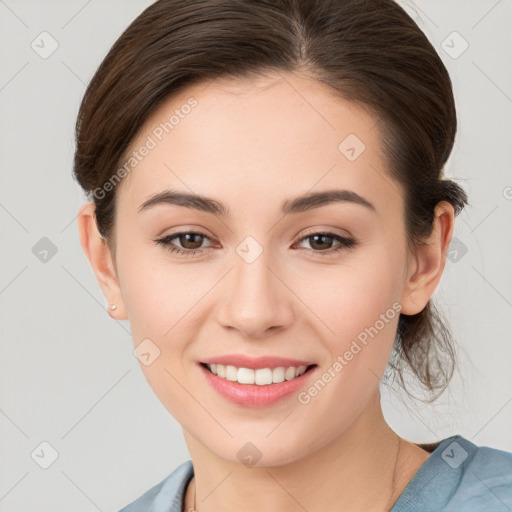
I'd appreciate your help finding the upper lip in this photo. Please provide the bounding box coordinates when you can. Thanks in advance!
[200,354,316,369]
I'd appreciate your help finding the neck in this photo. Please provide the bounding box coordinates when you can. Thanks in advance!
[183,392,429,512]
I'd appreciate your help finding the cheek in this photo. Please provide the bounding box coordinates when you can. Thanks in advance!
[294,263,403,442]
[295,244,404,403]
[117,242,205,340]
[117,258,205,421]
[299,245,404,343]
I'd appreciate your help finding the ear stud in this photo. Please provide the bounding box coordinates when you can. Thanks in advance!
[108,304,118,311]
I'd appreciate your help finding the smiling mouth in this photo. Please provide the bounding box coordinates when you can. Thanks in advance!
[200,362,317,386]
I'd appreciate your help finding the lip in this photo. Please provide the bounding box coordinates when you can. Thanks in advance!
[200,354,315,369]
[198,362,318,407]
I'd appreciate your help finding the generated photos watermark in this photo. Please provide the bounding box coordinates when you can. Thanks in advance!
[297,301,403,405]
[92,97,198,200]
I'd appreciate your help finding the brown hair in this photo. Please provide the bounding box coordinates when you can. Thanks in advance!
[73,0,469,402]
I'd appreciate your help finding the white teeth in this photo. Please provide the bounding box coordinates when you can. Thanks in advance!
[272,367,285,383]
[205,364,309,385]
[237,367,255,384]
[255,368,273,385]
[285,367,296,381]
[226,365,238,381]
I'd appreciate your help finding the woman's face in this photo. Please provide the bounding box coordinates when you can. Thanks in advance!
[110,72,414,466]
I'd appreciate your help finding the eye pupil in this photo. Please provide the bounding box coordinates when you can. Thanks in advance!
[310,234,333,250]
[180,233,203,249]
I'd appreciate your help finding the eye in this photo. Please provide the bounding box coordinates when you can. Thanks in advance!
[153,231,214,257]
[293,231,358,257]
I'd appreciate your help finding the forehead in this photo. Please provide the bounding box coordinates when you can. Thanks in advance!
[116,71,402,219]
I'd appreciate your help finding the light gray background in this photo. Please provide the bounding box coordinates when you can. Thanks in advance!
[0,1,511,511]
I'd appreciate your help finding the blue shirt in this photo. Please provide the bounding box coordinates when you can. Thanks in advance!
[118,435,512,511]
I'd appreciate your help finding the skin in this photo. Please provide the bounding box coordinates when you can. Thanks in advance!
[78,71,455,511]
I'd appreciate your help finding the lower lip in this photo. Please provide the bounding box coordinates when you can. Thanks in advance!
[198,364,317,407]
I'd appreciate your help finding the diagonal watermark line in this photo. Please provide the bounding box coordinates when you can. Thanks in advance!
[0,0,29,28]
[60,213,78,233]
[471,0,502,30]
[0,265,28,296]
[60,0,93,29]
[163,367,233,438]
[266,266,336,335]
[412,3,439,29]
[0,408,29,439]
[164,267,233,337]
[471,396,512,440]
[265,410,294,438]
[0,62,29,92]
[197,470,234,505]
[265,471,309,511]
[61,60,87,86]
[61,369,131,439]
[472,61,512,104]
[462,218,473,232]
[61,471,104,511]
[406,400,442,439]
[0,202,29,232]
[469,204,499,233]
[470,466,511,509]
[60,264,131,335]
[471,266,512,309]
[0,472,29,502]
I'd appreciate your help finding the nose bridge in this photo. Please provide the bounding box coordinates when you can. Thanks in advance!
[217,236,293,337]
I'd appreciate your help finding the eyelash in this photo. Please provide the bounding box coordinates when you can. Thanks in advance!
[153,230,358,258]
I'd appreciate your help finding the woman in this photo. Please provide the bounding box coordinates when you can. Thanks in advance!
[74,0,512,510]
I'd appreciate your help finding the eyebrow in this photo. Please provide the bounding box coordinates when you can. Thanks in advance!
[138,187,376,216]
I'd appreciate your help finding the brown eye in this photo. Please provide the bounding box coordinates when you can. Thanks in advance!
[295,231,358,257]
[176,232,205,250]
[154,231,213,257]
[307,234,336,251]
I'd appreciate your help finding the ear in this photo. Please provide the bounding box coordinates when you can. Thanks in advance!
[77,202,127,320]
[400,201,455,315]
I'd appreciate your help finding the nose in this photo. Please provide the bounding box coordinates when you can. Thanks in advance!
[217,249,294,339]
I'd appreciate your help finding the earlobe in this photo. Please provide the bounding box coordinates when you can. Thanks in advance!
[400,201,455,315]
[76,202,127,320]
